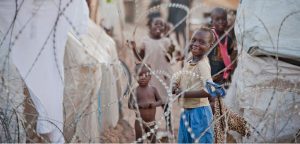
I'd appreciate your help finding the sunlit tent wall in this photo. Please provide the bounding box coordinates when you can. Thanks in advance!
[63,20,122,142]
[0,0,89,142]
[225,0,300,142]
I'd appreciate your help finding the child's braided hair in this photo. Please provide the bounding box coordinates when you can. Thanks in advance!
[192,27,216,45]
[135,63,151,74]
[197,27,216,44]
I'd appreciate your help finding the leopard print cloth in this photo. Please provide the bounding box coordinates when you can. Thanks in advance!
[213,98,250,143]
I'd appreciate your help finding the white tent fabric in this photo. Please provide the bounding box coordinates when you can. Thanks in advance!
[225,0,300,142]
[63,21,122,142]
[234,0,300,60]
[0,33,25,142]
[225,51,300,142]
[63,33,103,142]
[0,0,89,142]
[86,20,121,130]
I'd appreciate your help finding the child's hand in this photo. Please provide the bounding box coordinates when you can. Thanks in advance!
[168,44,175,54]
[173,88,181,95]
[149,103,155,108]
[175,51,184,61]
[149,101,162,108]
[139,103,149,109]
[172,83,177,94]
[206,81,226,98]
[126,40,136,49]
[172,83,181,94]
[213,73,223,83]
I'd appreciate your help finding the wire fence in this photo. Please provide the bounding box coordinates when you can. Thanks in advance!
[0,0,299,143]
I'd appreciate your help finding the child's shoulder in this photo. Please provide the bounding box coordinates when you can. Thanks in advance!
[197,56,211,70]
[142,36,151,42]
[142,36,164,45]
[149,85,158,92]
[225,35,235,51]
[186,56,209,64]
[200,56,210,64]
[145,85,158,95]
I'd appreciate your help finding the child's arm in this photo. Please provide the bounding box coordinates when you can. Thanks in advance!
[229,38,238,71]
[165,43,175,62]
[172,72,182,94]
[182,61,213,99]
[181,90,210,98]
[138,103,150,109]
[163,38,175,63]
[175,51,185,61]
[128,40,145,61]
[150,87,163,108]
[128,93,137,109]
[213,73,224,83]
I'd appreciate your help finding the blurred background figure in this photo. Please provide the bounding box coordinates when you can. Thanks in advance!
[147,0,162,27]
[167,0,191,48]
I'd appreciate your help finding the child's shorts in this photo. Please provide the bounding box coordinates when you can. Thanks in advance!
[177,106,214,143]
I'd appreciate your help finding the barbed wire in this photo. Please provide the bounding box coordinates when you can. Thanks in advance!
[0,0,299,143]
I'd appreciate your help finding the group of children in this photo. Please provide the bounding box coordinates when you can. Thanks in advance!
[128,7,248,143]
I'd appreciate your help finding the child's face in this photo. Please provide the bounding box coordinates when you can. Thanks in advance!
[137,67,151,86]
[211,11,228,32]
[189,31,211,58]
[150,18,165,39]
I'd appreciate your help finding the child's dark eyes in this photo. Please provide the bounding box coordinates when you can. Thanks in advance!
[137,72,151,79]
[154,22,163,26]
[191,39,209,46]
[215,17,227,22]
[199,41,208,45]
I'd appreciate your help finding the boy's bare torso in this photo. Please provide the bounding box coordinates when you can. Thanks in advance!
[136,85,157,122]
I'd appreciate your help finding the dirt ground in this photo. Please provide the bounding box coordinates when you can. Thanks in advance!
[100,93,237,143]
[100,119,135,143]
[100,95,183,143]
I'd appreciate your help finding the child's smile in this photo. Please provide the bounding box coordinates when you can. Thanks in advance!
[153,26,162,36]
[190,31,211,58]
[150,18,165,39]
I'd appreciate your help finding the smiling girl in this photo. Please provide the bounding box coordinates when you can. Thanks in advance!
[174,27,215,143]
